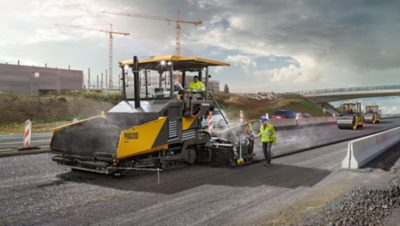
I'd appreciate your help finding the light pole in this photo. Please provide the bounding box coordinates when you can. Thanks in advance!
[30,71,40,95]
[33,72,40,114]
[33,72,40,94]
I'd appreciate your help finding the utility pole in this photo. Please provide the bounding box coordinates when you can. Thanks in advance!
[97,74,99,89]
[88,68,91,90]
[101,72,104,90]
[118,73,121,89]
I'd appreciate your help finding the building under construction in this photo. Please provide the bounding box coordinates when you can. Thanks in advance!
[0,62,83,94]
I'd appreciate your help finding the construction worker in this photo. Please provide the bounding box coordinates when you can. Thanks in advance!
[187,76,205,93]
[256,116,277,166]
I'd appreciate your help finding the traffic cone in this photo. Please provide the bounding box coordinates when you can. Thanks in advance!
[208,111,213,133]
[18,119,40,151]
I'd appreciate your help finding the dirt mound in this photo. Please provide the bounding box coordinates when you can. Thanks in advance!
[0,94,113,123]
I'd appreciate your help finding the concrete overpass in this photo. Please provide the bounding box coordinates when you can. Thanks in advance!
[299,85,400,104]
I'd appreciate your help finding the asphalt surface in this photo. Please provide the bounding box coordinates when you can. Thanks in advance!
[1,118,400,225]
[1,117,399,153]
[257,118,400,160]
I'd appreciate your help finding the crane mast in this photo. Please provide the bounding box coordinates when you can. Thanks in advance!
[55,23,129,90]
[103,9,201,55]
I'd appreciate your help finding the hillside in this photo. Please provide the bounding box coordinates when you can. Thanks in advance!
[0,91,328,134]
[0,92,117,134]
[213,93,329,121]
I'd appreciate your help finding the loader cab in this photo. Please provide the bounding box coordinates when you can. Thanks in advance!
[337,102,365,129]
[365,105,378,114]
[341,102,362,115]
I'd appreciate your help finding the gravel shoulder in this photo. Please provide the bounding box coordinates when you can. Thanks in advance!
[298,142,400,226]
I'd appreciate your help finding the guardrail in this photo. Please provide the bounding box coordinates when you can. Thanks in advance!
[298,85,400,96]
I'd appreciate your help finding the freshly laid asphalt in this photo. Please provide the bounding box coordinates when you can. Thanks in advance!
[1,118,400,225]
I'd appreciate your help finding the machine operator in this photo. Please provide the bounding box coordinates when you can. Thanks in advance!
[256,116,277,166]
[187,76,205,93]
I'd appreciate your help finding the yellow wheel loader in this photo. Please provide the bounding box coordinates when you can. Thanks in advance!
[337,102,364,130]
[364,105,381,124]
[51,55,254,175]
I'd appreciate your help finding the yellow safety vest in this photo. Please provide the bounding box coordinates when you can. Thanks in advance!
[187,81,205,92]
[259,124,277,143]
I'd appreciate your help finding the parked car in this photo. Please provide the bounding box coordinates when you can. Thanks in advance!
[271,110,296,119]
[202,109,229,128]
[296,112,312,119]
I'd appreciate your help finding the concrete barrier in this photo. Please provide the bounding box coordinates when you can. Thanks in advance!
[341,127,400,169]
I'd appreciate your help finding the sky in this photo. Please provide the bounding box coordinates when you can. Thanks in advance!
[1,0,400,93]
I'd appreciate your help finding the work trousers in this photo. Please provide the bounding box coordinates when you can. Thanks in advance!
[262,142,272,164]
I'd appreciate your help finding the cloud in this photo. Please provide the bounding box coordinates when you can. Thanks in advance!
[270,64,301,82]
[187,0,231,9]
[225,54,256,71]
[0,57,39,66]
[2,0,400,92]
[22,29,76,45]
[188,0,400,88]
[31,0,101,18]
[253,54,319,84]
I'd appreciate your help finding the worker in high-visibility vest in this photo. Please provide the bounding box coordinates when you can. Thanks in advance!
[256,116,277,165]
[187,76,205,93]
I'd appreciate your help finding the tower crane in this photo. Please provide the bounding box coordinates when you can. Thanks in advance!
[102,10,201,55]
[55,23,129,90]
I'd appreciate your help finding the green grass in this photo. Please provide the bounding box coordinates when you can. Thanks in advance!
[288,99,325,115]
[81,91,122,105]
[46,90,123,105]
[213,93,328,120]
[0,120,73,135]
[0,92,327,134]
[0,91,119,135]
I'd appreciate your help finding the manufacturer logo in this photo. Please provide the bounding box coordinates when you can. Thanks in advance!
[124,132,139,141]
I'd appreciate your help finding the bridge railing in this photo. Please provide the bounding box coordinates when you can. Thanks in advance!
[298,85,400,96]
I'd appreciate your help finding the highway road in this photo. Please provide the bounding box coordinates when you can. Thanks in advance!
[2,118,400,154]
[1,119,400,225]
[0,132,52,150]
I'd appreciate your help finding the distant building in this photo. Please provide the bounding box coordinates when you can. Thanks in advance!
[0,63,83,94]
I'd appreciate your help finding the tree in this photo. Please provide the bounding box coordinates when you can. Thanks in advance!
[224,83,230,94]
